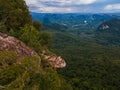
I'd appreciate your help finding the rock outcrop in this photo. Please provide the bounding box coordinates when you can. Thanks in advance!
[0,32,66,68]
[41,52,66,68]
[0,32,38,61]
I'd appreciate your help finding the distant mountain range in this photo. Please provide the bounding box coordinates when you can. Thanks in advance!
[31,12,120,24]
[31,12,120,45]
[31,12,120,31]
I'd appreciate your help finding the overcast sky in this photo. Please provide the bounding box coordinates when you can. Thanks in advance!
[25,0,120,13]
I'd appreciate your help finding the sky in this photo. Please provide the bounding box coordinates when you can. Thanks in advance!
[25,0,120,13]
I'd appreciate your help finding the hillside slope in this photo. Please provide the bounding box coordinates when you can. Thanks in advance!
[95,18,120,45]
[0,0,72,90]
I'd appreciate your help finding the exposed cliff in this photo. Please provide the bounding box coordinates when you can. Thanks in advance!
[0,32,66,68]
[0,32,38,60]
[41,50,66,68]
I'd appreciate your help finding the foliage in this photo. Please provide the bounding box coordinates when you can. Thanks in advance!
[0,0,32,30]
[39,31,52,48]
[0,51,72,90]
[19,25,41,50]
[0,50,17,68]
[33,21,42,30]
[95,18,120,45]
[48,29,120,90]
[18,24,52,53]
[0,0,72,90]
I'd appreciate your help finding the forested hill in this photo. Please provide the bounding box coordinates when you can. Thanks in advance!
[95,18,120,45]
[31,12,120,31]
[0,0,32,30]
[0,0,72,90]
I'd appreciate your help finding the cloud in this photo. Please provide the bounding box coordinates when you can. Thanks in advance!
[25,0,97,6]
[41,0,97,6]
[38,7,76,13]
[24,0,120,13]
[104,4,120,11]
[25,0,98,13]
[25,0,37,5]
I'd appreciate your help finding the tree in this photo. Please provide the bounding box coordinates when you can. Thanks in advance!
[33,21,42,30]
[0,51,72,90]
[0,0,32,30]
[19,24,42,52]
[40,31,52,48]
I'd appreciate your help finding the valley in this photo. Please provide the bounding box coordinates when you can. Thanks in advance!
[1,0,120,90]
[32,13,120,90]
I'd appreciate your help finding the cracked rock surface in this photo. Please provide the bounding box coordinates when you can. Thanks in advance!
[0,32,38,61]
